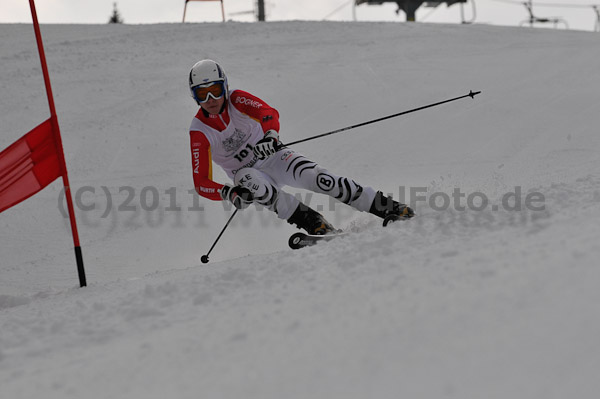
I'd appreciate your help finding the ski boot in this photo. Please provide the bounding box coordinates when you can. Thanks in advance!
[369,191,415,226]
[287,204,338,235]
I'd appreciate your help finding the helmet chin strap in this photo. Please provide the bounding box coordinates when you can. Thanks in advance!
[218,99,227,114]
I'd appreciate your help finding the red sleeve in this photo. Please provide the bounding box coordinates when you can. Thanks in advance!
[230,90,280,135]
[190,131,224,201]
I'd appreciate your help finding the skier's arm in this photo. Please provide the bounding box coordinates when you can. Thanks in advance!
[230,90,280,135]
[190,131,224,201]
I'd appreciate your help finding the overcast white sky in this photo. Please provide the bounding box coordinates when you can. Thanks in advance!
[1,0,599,32]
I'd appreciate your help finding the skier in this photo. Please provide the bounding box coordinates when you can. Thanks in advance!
[188,59,414,235]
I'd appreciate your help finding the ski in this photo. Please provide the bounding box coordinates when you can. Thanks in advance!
[382,213,411,227]
[288,214,412,250]
[288,232,348,250]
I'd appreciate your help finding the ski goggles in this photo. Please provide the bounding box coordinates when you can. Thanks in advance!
[192,82,225,103]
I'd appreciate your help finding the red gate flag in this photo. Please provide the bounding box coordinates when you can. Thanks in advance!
[0,0,87,287]
[0,119,61,213]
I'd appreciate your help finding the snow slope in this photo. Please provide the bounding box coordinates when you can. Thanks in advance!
[1,21,600,398]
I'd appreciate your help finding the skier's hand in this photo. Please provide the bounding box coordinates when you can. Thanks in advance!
[253,130,280,160]
[220,185,253,210]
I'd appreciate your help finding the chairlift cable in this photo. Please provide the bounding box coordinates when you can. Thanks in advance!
[322,0,354,20]
[491,0,598,9]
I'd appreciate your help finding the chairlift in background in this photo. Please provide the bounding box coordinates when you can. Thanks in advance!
[354,0,473,24]
[182,0,270,22]
[519,0,568,29]
[182,0,225,23]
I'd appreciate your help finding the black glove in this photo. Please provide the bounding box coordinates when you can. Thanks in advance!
[253,130,280,160]
[220,185,253,210]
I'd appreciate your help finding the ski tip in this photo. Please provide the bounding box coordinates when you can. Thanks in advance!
[382,214,414,227]
[288,232,307,250]
[288,231,346,250]
[468,90,482,99]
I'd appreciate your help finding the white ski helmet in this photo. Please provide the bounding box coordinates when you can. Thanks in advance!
[189,59,229,105]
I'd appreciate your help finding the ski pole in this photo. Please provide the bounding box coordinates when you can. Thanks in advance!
[201,209,238,264]
[281,90,481,147]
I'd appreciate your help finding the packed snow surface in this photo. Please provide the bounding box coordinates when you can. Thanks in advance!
[1,21,600,398]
